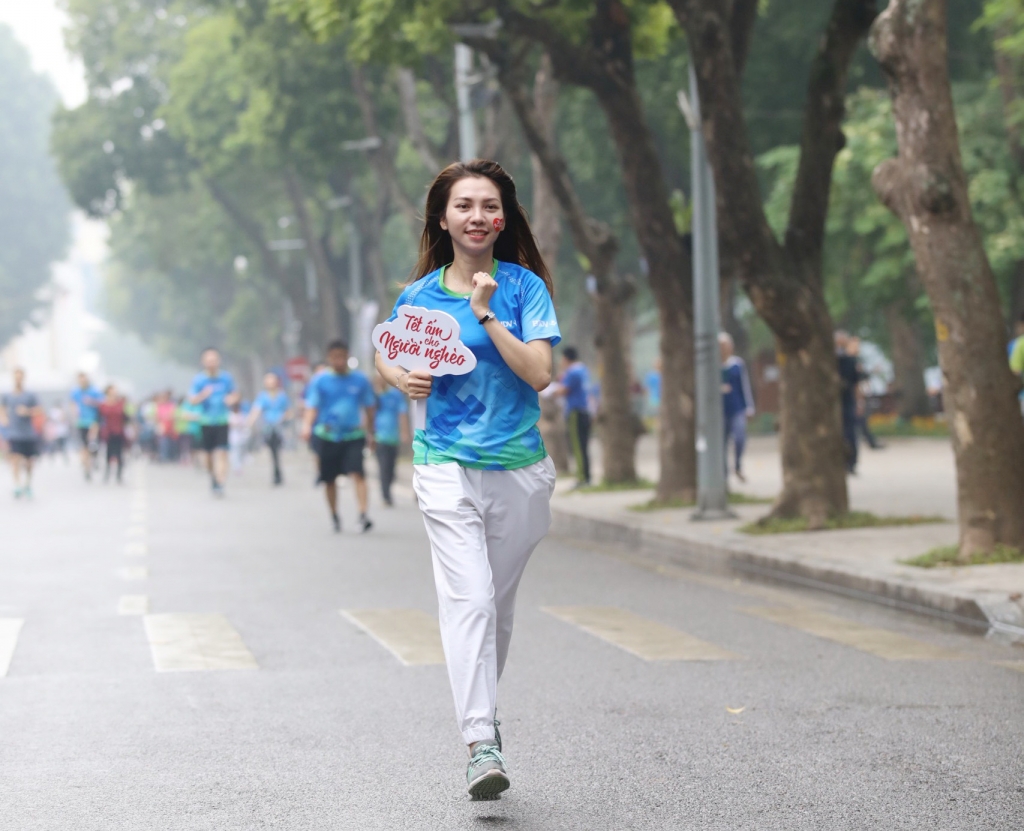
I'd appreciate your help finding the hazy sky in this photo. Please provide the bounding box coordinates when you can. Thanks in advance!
[0,0,86,106]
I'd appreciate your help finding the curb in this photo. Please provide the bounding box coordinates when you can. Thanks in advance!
[550,507,1024,635]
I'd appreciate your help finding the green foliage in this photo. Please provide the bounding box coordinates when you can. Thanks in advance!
[740,511,944,535]
[0,26,71,347]
[902,543,1024,568]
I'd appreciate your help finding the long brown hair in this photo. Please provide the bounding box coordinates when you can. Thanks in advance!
[410,159,554,297]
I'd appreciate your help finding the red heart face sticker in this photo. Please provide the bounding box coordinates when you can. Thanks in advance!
[493,217,505,232]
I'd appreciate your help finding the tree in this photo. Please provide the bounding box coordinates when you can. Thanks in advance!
[870,0,1024,558]
[0,26,71,348]
[668,0,878,526]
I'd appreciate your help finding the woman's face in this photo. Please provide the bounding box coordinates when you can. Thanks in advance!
[440,176,504,257]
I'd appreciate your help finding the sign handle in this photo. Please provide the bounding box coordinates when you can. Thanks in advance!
[411,398,427,431]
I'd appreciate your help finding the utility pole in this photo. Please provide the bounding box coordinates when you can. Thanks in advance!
[680,65,732,519]
[454,43,477,161]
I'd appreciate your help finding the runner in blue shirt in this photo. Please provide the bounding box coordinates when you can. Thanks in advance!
[70,372,103,481]
[556,346,592,486]
[301,340,376,533]
[1,367,43,498]
[375,160,559,800]
[188,347,239,496]
[372,376,410,506]
[248,373,292,486]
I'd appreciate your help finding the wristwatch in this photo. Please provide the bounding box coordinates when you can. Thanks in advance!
[478,310,496,325]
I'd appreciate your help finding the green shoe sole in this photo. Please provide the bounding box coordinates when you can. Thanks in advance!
[468,770,510,801]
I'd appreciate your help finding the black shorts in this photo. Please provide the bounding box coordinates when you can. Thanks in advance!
[78,426,95,445]
[316,437,365,482]
[9,438,39,458]
[200,424,230,452]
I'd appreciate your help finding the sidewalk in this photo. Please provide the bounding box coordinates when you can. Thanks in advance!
[550,436,1024,637]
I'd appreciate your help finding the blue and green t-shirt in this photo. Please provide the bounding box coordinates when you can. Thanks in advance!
[305,369,375,442]
[71,386,103,428]
[254,390,290,426]
[189,371,236,426]
[388,259,561,471]
[375,387,409,445]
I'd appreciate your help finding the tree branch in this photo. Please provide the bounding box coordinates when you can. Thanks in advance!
[396,68,440,172]
[785,0,878,272]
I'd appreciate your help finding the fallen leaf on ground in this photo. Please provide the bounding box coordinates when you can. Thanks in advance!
[726,706,746,715]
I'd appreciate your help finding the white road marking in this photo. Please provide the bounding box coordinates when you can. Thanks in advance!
[0,619,24,677]
[124,525,146,539]
[341,609,445,666]
[543,606,740,661]
[994,660,1024,673]
[144,614,258,671]
[118,595,150,616]
[743,606,962,660]
[117,566,149,581]
[123,542,148,557]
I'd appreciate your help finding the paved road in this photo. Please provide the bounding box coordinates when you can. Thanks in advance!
[1,451,1022,830]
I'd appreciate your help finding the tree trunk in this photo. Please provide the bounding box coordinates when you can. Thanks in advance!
[870,0,1024,558]
[396,68,440,172]
[284,169,342,340]
[529,54,563,273]
[482,40,643,485]
[670,0,875,522]
[498,4,696,501]
[594,280,641,482]
[885,301,930,419]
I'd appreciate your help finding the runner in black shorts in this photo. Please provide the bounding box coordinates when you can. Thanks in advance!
[188,348,239,496]
[300,340,376,533]
[1,368,43,499]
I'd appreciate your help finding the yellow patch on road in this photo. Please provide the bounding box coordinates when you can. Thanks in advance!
[543,606,740,661]
[118,595,149,616]
[124,542,147,557]
[117,566,148,581]
[341,609,445,666]
[744,606,961,660]
[144,614,258,671]
[994,660,1024,673]
[0,618,24,677]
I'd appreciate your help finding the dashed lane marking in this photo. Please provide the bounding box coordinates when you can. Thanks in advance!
[117,566,149,581]
[743,606,962,660]
[341,609,445,666]
[0,619,24,677]
[124,542,148,557]
[118,595,149,616]
[994,660,1024,673]
[124,526,146,539]
[144,614,258,671]
[543,606,741,661]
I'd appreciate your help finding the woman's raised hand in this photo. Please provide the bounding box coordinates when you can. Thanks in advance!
[401,369,433,400]
[470,271,498,319]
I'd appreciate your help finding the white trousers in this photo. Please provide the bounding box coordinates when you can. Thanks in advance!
[413,457,556,744]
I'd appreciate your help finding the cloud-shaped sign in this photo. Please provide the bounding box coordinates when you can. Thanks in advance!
[372,305,477,376]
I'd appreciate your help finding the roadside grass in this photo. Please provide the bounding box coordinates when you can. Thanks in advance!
[575,478,655,494]
[902,544,1024,568]
[868,415,949,438]
[739,511,945,535]
[629,492,772,512]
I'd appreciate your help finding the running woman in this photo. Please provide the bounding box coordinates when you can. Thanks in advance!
[1,368,44,498]
[301,340,376,533]
[70,372,103,481]
[98,384,128,484]
[372,374,409,506]
[248,373,292,485]
[374,160,559,800]
[188,347,239,496]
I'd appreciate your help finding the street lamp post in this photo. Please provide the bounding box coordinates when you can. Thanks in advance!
[454,43,477,161]
[680,65,733,520]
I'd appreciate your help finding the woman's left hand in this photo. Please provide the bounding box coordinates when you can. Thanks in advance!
[470,271,498,319]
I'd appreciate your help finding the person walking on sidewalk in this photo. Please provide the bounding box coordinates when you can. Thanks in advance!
[719,333,755,483]
[70,372,103,481]
[835,330,866,474]
[375,160,560,801]
[249,373,292,486]
[301,340,376,533]
[557,346,592,488]
[1,368,43,498]
[188,347,239,496]
[372,375,409,506]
